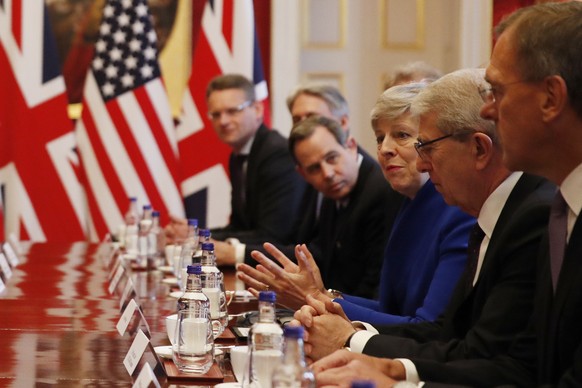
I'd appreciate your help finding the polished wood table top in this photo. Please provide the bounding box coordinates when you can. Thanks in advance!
[0,242,254,387]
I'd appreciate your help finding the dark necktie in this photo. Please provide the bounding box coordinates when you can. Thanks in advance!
[549,191,568,292]
[230,153,248,215]
[465,223,485,289]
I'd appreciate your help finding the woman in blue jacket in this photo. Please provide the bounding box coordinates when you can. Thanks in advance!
[237,82,475,325]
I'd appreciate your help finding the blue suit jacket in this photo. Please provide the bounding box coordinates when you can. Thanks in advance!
[338,180,475,325]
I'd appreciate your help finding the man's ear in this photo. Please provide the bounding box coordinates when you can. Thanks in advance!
[541,75,568,123]
[253,100,265,119]
[473,132,494,170]
[340,115,350,132]
[345,136,357,152]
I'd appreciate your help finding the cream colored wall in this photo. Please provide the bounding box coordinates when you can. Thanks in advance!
[271,0,492,156]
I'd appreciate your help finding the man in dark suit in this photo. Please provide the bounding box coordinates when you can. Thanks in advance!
[448,3,582,386]
[380,4,582,386]
[285,84,403,245]
[300,69,554,386]
[202,74,306,265]
[238,114,396,302]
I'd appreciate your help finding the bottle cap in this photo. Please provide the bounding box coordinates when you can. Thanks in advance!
[187,218,198,227]
[187,265,203,274]
[143,204,152,210]
[258,290,276,303]
[198,229,211,237]
[283,325,303,338]
[350,381,375,388]
[152,210,160,217]
[201,242,214,251]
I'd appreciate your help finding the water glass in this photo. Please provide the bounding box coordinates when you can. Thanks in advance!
[172,309,214,374]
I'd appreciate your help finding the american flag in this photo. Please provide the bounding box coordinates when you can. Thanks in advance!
[0,1,86,242]
[75,0,184,241]
[177,0,269,228]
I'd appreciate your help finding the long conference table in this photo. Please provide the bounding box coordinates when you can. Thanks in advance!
[0,242,256,387]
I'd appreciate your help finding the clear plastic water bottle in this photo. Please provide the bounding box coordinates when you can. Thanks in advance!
[271,326,315,388]
[177,219,199,289]
[246,291,284,388]
[199,242,228,337]
[173,265,214,374]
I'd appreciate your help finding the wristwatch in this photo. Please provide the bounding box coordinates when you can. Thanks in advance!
[327,288,344,299]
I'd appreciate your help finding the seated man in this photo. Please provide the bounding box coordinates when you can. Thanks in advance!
[293,69,554,387]
[166,74,306,265]
[242,115,396,300]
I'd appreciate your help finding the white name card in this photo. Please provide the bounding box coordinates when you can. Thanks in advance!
[0,253,12,279]
[123,329,150,375]
[2,242,19,267]
[117,298,139,336]
[132,362,161,388]
[109,264,126,295]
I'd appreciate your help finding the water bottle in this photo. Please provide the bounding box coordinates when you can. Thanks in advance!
[177,219,199,289]
[173,265,214,373]
[177,265,209,312]
[199,228,211,244]
[124,196,139,225]
[191,228,211,266]
[199,242,228,337]
[136,205,154,268]
[271,326,315,388]
[147,210,163,268]
[246,291,284,388]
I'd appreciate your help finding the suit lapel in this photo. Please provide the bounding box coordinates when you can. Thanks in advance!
[243,125,267,224]
[475,175,545,289]
[552,215,582,310]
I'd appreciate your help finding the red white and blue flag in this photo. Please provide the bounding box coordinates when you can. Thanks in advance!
[0,1,86,242]
[75,0,184,241]
[177,0,269,228]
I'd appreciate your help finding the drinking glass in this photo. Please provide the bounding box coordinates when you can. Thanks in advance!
[172,309,214,373]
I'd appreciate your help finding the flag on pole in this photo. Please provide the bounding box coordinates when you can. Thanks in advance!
[75,0,184,241]
[177,0,269,228]
[0,1,86,242]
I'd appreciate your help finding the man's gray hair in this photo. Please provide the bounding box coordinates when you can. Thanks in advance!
[411,68,497,143]
[286,84,349,119]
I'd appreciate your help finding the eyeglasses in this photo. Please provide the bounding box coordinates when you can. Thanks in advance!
[414,131,477,161]
[207,100,252,121]
[478,80,529,104]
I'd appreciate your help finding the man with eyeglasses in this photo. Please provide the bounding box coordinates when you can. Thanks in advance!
[294,68,555,387]
[238,84,402,300]
[170,73,306,266]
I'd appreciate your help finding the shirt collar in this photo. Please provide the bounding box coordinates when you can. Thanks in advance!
[477,171,523,239]
[237,133,256,156]
[559,161,582,218]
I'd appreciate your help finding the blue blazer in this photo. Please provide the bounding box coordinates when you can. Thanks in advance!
[337,180,475,325]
